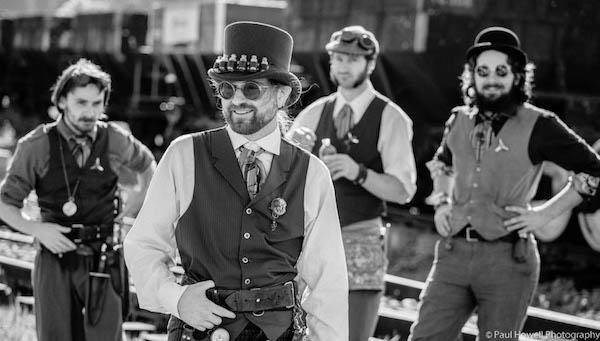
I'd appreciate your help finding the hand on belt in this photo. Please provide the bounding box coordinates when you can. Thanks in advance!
[64,224,113,243]
[206,281,296,313]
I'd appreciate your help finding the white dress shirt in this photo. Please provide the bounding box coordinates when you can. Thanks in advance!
[124,125,349,340]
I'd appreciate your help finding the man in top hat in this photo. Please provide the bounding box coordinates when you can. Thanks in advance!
[287,25,416,340]
[124,21,348,341]
[0,58,156,341]
[409,27,600,340]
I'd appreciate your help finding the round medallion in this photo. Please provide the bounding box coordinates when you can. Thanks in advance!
[210,328,230,341]
[62,200,78,217]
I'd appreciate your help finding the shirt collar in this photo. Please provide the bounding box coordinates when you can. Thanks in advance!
[333,80,376,120]
[56,116,98,142]
[225,125,281,156]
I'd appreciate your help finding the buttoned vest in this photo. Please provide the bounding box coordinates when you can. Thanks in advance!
[37,123,118,226]
[447,104,544,240]
[312,94,385,226]
[175,128,309,339]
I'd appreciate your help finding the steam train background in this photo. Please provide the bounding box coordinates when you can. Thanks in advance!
[1,0,600,339]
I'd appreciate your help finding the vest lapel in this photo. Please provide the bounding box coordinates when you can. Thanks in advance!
[250,141,293,205]
[210,129,250,201]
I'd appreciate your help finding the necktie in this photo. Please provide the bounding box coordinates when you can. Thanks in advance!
[334,104,354,139]
[72,137,90,167]
[239,145,266,199]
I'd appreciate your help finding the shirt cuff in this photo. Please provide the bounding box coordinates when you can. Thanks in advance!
[158,282,188,318]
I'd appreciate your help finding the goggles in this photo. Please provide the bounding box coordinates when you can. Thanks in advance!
[475,64,510,78]
[331,30,376,52]
[217,81,271,100]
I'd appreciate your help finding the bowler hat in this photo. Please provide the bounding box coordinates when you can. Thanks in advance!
[207,21,301,106]
[466,27,527,66]
[325,26,379,57]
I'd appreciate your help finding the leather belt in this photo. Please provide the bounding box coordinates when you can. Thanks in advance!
[456,226,519,243]
[206,281,296,313]
[64,224,113,244]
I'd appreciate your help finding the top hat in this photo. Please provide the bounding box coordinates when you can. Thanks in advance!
[207,21,301,106]
[325,25,379,57]
[466,27,527,66]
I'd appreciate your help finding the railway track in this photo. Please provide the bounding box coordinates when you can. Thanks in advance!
[2,228,599,340]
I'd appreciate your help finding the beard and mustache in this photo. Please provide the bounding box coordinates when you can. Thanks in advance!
[330,66,370,89]
[222,103,277,135]
[475,84,520,117]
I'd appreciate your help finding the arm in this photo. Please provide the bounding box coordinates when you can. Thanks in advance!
[123,138,187,315]
[296,156,348,340]
[426,114,456,236]
[0,136,76,253]
[119,160,156,219]
[123,137,234,330]
[504,113,600,234]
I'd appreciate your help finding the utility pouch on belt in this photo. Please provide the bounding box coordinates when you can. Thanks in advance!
[512,237,529,263]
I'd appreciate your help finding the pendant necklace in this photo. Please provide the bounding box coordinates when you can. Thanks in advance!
[58,137,81,216]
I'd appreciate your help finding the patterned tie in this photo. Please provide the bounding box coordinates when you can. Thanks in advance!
[334,104,354,139]
[239,145,266,199]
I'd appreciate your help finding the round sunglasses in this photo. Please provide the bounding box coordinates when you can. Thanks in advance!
[217,81,271,101]
[475,64,510,78]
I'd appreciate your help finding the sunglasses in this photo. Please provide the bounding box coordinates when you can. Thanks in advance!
[475,64,510,78]
[217,81,271,100]
[332,31,375,51]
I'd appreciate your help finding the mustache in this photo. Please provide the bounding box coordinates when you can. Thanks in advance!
[226,104,257,112]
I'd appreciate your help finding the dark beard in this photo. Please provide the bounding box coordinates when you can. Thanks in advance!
[330,67,369,89]
[475,88,519,116]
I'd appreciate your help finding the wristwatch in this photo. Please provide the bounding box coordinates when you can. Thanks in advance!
[353,164,368,185]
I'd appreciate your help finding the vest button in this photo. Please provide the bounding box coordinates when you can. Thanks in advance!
[473,183,478,188]
[475,167,481,172]
[245,208,252,214]
[243,232,251,239]
[242,257,249,263]
[467,216,472,221]
[244,278,251,285]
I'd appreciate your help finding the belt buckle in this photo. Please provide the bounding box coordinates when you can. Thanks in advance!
[71,224,84,243]
[465,227,479,242]
[283,281,295,309]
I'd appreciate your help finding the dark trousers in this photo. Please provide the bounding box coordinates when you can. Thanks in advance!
[409,237,540,341]
[349,290,382,341]
[33,248,122,341]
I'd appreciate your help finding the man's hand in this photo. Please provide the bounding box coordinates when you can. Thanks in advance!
[321,154,360,181]
[504,205,550,237]
[177,280,236,331]
[289,127,317,151]
[31,222,76,254]
[434,204,453,237]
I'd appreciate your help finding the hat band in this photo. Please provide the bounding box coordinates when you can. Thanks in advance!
[213,54,270,74]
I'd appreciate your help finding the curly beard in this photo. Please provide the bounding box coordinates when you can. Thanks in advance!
[475,87,520,117]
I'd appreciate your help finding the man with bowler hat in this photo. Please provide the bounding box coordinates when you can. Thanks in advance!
[125,22,348,341]
[0,58,156,341]
[409,27,600,340]
[288,25,416,340]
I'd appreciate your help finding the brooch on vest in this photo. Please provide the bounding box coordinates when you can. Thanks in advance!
[269,198,287,231]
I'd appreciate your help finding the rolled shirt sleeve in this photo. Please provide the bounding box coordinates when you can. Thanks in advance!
[107,122,155,173]
[0,130,48,208]
[123,135,194,316]
[296,154,349,340]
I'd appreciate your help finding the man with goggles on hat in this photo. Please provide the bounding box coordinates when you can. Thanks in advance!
[0,58,156,341]
[287,25,417,341]
[410,27,600,341]
[124,21,348,341]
